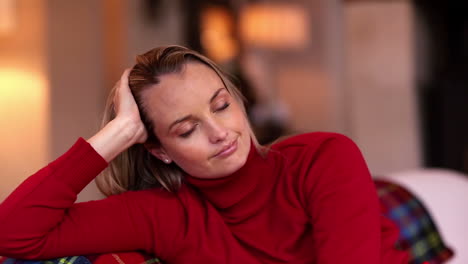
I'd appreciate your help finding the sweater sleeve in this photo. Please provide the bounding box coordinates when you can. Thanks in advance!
[298,133,408,264]
[0,139,265,263]
[0,138,155,259]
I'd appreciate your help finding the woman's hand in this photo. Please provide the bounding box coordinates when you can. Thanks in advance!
[112,68,148,144]
[88,69,148,162]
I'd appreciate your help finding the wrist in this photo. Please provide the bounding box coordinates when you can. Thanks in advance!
[88,118,140,162]
[111,116,142,145]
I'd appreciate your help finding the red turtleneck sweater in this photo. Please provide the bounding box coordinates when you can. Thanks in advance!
[0,132,408,263]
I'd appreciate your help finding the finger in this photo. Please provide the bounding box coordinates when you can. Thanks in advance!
[120,68,132,87]
[113,80,121,90]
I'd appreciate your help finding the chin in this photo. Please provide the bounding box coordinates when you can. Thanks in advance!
[221,142,250,176]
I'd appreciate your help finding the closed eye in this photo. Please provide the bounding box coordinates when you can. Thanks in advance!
[179,127,196,138]
[215,102,230,112]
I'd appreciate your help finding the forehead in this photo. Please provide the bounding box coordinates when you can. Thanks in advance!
[141,62,225,127]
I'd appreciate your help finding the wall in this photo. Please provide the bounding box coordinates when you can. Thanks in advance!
[343,1,422,175]
[272,0,422,175]
[0,0,49,201]
[47,0,106,202]
[270,0,348,134]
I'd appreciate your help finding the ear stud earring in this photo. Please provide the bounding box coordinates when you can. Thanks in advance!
[163,158,171,164]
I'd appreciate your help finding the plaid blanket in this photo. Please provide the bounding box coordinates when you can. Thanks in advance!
[375,179,453,264]
[0,252,161,264]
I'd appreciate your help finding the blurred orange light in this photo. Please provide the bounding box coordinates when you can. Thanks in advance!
[0,68,48,158]
[240,4,309,49]
[201,6,238,63]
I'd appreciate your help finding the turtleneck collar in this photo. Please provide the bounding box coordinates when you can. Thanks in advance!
[186,141,277,219]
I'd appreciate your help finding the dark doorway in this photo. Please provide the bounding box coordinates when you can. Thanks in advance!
[414,0,468,174]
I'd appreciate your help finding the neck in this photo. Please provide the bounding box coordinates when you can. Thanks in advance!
[186,142,276,216]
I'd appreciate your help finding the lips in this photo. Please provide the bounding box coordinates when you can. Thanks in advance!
[212,138,238,158]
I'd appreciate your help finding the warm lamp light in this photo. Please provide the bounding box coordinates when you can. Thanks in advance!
[0,69,46,104]
[240,3,309,50]
[0,69,48,155]
[0,68,49,202]
[201,6,238,63]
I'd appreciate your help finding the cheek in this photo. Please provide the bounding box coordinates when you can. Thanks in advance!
[173,151,215,178]
[165,142,210,170]
[228,103,249,130]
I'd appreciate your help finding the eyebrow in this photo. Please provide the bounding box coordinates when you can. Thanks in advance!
[209,87,225,103]
[168,87,226,132]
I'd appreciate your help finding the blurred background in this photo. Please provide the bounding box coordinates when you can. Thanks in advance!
[0,0,467,203]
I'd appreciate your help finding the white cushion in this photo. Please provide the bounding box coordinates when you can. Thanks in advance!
[381,168,468,264]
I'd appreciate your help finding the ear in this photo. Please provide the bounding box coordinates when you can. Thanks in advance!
[145,143,172,164]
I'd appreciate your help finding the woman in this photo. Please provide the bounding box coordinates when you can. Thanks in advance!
[0,46,408,263]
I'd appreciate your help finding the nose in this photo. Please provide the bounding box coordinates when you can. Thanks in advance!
[206,117,228,144]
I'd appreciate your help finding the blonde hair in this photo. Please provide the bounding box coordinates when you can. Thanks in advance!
[96,45,263,196]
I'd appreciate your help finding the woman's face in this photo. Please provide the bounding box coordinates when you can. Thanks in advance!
[141,61,252,179]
